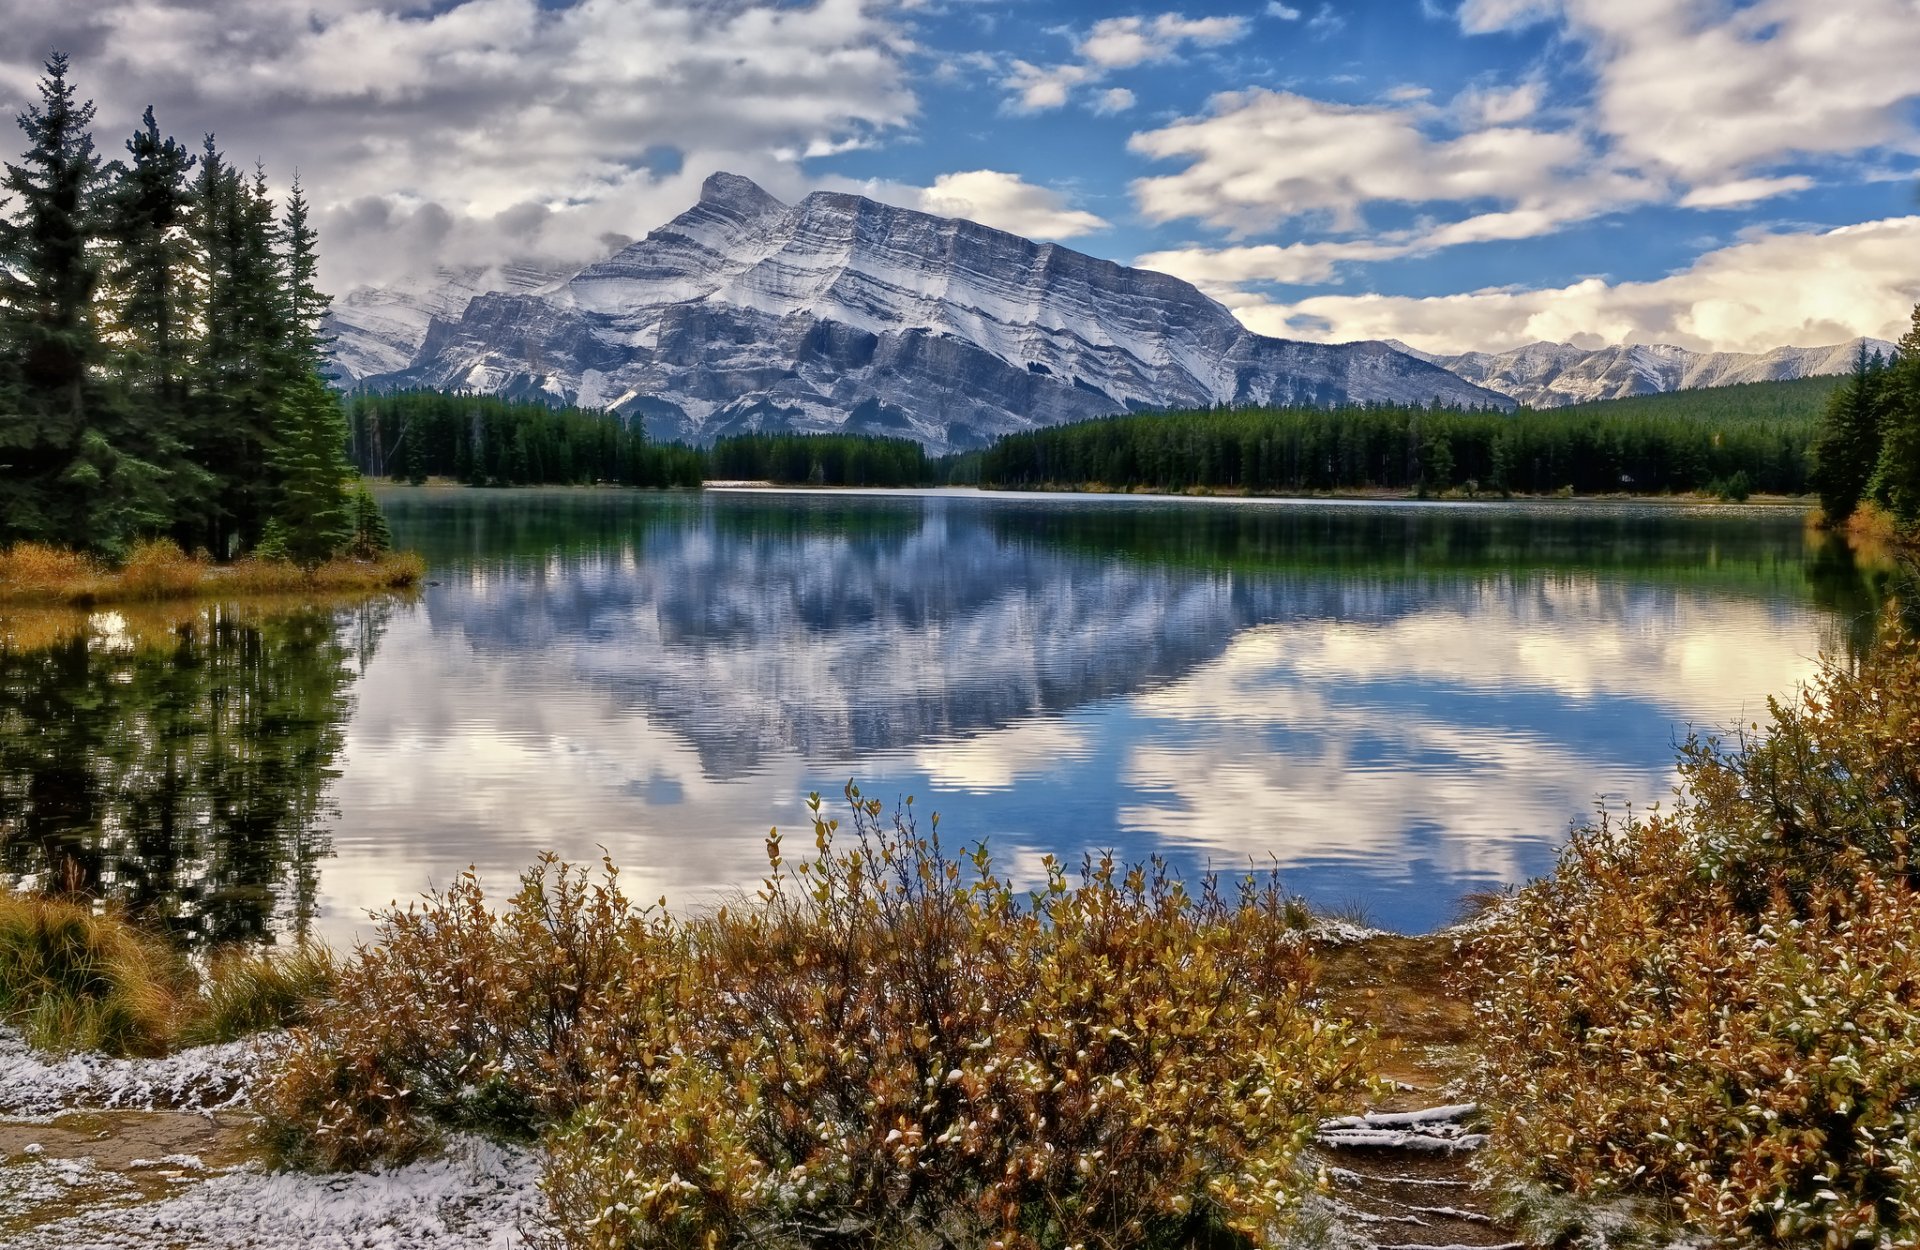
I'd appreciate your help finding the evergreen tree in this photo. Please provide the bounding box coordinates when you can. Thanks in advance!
[1812,341,1887,523]
[104,105,208,537]
[0,53,164,550]
[1872,307,1920,524]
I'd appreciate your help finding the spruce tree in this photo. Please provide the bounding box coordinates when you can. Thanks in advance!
[1812,341,1888,523]
[1872,307,1920,525]
[0,53,163,551]
[104,105,208,537]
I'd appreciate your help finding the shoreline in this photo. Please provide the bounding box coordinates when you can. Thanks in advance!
[0,547,425,610]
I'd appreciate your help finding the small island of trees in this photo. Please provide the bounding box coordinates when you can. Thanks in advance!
[0,54,407,600]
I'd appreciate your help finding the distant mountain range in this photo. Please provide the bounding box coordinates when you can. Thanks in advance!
[1386,338,1895,410]
[324,172,1887,447]
[325,173,1507,450]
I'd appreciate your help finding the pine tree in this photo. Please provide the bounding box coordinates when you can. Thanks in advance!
[104,105,208,537]
[0,53,162,550]
[1812,341,1888,523]
[1872,307,1920,525]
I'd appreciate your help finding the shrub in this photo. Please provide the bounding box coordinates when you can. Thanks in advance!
[115,538,204,599]
[543,791,1370,1250]
[1472,616,1920,1246]
[256,855,671,1170]
[0,891,185,1056]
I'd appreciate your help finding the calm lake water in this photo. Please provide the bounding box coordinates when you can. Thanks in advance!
[0,487,1893,942]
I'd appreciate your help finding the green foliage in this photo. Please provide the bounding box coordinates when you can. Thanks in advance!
[0,55,374,564]
[347,482,393,557]
[1473,617,1920,1246]
[707,431,933,486]
[979,391,1817,497]
[344,389,702,488]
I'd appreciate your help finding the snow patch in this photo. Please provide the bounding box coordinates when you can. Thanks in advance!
[0,1028,273,1120]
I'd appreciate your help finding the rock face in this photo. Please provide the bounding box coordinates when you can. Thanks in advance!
[1393,337,1898,409]
[327,261,575,382]
[332,173,1511,450]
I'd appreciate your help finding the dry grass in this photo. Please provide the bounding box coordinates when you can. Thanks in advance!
[0,541,424,607]
[0,892,188,1057]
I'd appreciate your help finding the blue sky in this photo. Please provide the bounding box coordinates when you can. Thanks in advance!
[4,0,1917,353]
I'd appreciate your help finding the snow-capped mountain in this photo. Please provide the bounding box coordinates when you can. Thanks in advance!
[327,260,577,382]
[333,173,1510,450]
[1391,338,1897,409]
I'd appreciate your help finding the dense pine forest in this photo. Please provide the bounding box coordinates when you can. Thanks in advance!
[1811,325,1920,528]
[0,55,379,564]
[976,397,1816,498]
[344,390,702,488]
[347,390,933,488]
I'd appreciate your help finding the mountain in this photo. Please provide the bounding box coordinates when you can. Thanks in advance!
[327,260,576,382]
[331,173,1511,450]
[1391,338,1897,409]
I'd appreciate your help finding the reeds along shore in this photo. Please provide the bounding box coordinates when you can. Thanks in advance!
[0,540,423,607]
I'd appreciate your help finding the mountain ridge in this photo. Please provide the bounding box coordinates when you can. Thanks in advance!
[327,172,1510,450]
[1386,337,1896,409]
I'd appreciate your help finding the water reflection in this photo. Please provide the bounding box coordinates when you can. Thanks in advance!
[0,603,391,945]
[0,491,1897,940]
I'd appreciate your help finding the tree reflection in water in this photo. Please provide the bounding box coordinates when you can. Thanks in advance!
[0,601,391,947]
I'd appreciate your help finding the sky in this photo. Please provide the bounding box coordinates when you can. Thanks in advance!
[3,0,1918,355]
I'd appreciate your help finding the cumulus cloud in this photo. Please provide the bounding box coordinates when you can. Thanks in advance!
[0,0,916,289]
[1227,216,1920,355]
[1094,87,1137,115]
[1462,0,1920,184]
[849,170,1110,240]
[1001,10,1249,113]
[1128,88,1655,236]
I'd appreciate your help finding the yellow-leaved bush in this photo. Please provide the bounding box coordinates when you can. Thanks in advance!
[260,790,1372,1250]
[1471,615,1920,1247]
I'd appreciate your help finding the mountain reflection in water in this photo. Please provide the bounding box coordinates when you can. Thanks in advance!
[1,489,1893,941]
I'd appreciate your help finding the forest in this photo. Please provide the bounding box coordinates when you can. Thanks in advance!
[975,395,1816,498]
[0,55,379,565]
[347,390,934,488]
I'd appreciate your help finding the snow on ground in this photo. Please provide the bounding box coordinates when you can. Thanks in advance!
[0,1029,272,1121]
[0,1136,549,1250]
[0,1028,551,1249]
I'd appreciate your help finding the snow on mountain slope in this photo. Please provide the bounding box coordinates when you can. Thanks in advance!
[350,173,1511,450]
[326,260,579,382]
[1390,337,1898,409]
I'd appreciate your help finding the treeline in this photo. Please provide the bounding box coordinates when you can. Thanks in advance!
[349,393,937,488]
[978,401,1812,497]
[707,431,933,486]
[1557,373,1845,425]
[0,55,379,564]
[1812,327,1920,526]
[345,391,702,488]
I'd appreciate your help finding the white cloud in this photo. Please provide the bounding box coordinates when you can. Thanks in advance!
[1227,216,1920,355]
[851,170,1110,240]
[1128,88,1654,236]
[1463,0,1920,185]
[1137,239,1412,290]
[1079,14,1247,69]
[1678,175,1816,210]
[1267,2,1303,18]
[1002,10,1250,113]
[1093,87,1137,115]
[0,0,916,290]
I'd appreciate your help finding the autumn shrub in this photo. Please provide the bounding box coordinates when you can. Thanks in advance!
[542,789,1370,1250]
[115,538,204,598]
[0,890,185,1056]
[1473,616,1920,1246]
[0,542,105,600]
[256,855,673,1170]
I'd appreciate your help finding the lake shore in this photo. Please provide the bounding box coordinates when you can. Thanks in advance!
[0,542,424,609]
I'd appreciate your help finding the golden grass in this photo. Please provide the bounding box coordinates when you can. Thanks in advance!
[0,541,424,607]
[0,892,187,1057]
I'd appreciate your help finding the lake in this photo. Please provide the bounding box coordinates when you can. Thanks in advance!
[0,487,1890,942]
